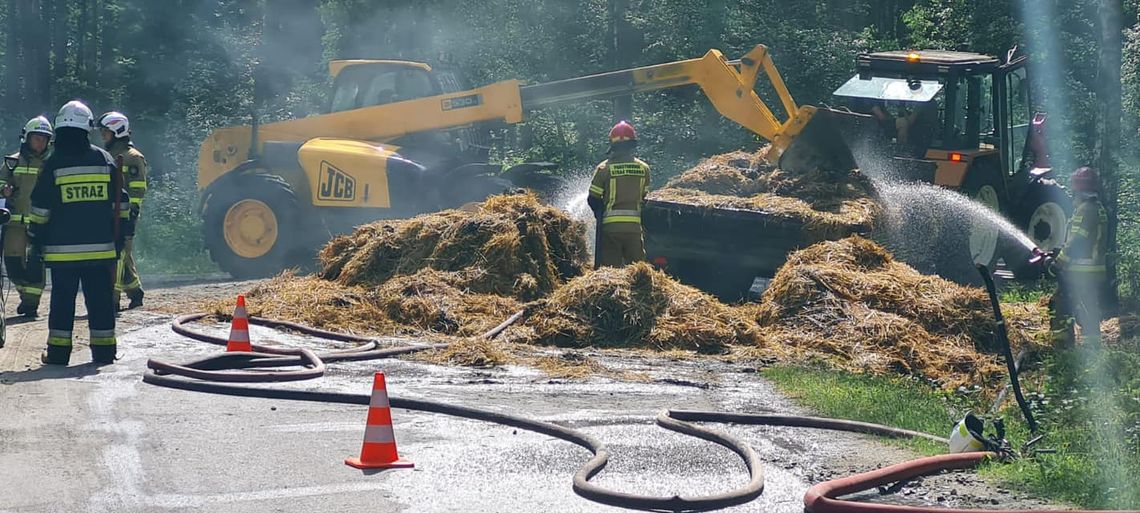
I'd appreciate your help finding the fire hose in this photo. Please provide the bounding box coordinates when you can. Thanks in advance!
[144,313,1137,513]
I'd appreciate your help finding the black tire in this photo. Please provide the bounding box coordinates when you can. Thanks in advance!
[203,173,305,279]
[1005,179,1072,280]
[443,175,515,207]
[507,171,569,204]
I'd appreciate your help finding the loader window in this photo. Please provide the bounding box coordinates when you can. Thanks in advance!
[362,73,400,106]
[1006,67,1030,172]
[331,82,360,112]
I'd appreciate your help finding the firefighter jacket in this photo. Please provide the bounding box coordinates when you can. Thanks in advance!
[27,144,133,266]
[1056,195,1107,274]
[588,156,651,234]
[106,139,148,213]
[2,147,48,223]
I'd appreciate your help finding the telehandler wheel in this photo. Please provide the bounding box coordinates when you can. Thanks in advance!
[963,171,1004,271]
[1005,179,1072,279]
[203,173,302,279]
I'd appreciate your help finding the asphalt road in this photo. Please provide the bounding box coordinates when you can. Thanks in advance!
[0,279,1051,512]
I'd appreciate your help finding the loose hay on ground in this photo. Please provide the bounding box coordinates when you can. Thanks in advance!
[414,337,514,368]
[509,262,759,352]
[319,192,589,301]
[647,147,882,242]
[751,236,1048,389]
[210,271,523,338]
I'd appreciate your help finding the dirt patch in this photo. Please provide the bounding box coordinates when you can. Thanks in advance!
[647,148,882,242]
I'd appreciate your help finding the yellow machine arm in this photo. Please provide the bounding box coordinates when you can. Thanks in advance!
[199,44,849,187]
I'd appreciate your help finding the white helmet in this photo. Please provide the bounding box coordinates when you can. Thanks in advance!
[98,111,130,138]
[21,115,54,140]
[55,100,95,131]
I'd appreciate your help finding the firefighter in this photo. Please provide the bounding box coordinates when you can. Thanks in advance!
[1047,166,1109,347]
[29,100,132,365]
[98,111,147,310]
[588,120,650,267]
[2,116,52,317]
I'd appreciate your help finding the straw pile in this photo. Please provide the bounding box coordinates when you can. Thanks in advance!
[318,192,589,301]
[213,271,522,337]
[647,148,882,242]
[508,262,760,352]
[752,236,1048,388]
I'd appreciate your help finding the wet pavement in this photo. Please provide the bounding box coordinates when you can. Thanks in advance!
[0,297,1052,512]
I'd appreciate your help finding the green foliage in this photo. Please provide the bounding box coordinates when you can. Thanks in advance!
[988,348,1140,509]
[763,365,963,455]
[768,358,1140,509]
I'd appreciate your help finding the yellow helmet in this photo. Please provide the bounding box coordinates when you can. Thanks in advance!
[21,115,54,141]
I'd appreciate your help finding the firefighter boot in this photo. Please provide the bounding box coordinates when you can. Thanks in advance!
[127,289,144,310]
[16,297,39,319]
[41,345,72,366]
[91,344,117,365]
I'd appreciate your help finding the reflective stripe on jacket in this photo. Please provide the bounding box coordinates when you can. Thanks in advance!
[107,139,148,208]
[2,149,47,220]
[29,144,132,266]
[589,157,650,232]
[1057,196,1107,274]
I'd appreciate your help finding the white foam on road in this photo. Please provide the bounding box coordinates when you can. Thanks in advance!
[86,372,147,512]
[147,481,396,508]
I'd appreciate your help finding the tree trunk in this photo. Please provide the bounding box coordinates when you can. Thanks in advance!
[77,0,89,77]
[610,0,632,122]
[50,0,70,104]
[1097,0,1123,310]
[3,0,24,109]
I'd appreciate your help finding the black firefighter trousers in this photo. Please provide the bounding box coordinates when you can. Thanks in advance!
[43,263,117,365]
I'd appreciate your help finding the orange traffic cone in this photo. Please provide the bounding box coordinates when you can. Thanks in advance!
[226,295,253,352]
[346,372,414,470]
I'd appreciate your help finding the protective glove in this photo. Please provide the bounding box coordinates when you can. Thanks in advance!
[0,207,9,225]
[129,202,140,221]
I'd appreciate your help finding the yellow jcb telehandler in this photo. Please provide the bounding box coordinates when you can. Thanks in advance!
[197,44,854,277]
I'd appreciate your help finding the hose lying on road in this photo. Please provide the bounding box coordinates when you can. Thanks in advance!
[145,313,1135,513]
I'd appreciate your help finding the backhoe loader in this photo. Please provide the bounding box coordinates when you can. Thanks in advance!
[198,44,854,278]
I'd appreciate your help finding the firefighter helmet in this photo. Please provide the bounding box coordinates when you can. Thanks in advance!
[608,120,637,144]
[1071,166,1101,193]
[98,111,131,138]
[55,100,95,131]
[22,116,54,140]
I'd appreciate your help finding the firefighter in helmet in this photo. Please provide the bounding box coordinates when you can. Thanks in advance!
[2,116,52,318]
[29,100,132,365]
[97,111,148,310]
[588,121,651,268]
[1047,166,1109,347]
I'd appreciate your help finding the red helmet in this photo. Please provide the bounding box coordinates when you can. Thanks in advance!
[609,120,637,144]
[1071,166,1101,193]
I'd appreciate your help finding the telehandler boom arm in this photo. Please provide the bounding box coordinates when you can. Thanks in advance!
[199,44,852,188]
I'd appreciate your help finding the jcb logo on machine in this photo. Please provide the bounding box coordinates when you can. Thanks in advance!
[441,94,482,111]
[61,183,109,203]
[319,162,356,201]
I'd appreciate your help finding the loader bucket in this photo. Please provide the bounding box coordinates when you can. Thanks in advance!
[777,107,861,174]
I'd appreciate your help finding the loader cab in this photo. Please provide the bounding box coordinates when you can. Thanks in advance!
[326,60,489,167]
[328,60,442,113]
[830,49,1067,283]
[833,50,1034,183]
